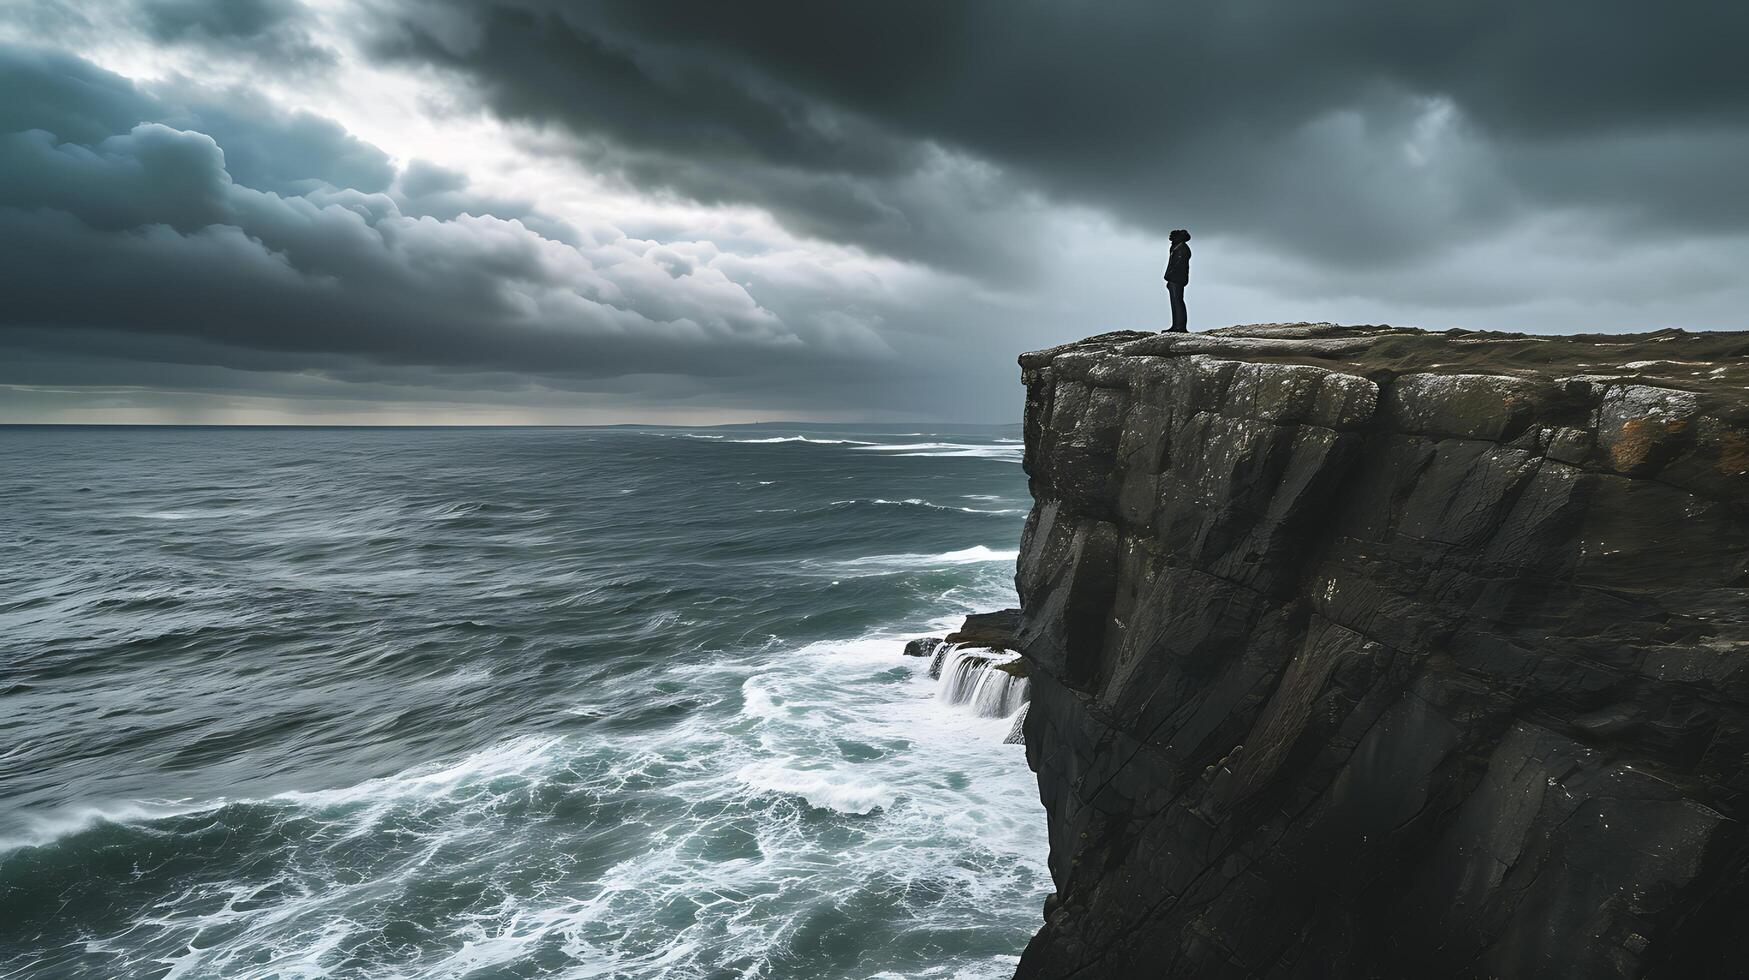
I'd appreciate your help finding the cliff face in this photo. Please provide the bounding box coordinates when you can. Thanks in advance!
[1011,324,1749,979]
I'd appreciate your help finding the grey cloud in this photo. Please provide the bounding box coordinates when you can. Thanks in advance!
[156,87,399,195]
[370,6,1039,279]
[137,0,334,67]
[0,46,393,194]
[0,44,915,410]
[398,159,469,197]
[139,0,301,41]
[6,2,1748,425]
[0,44,158,145]
[388,157,580,244]
[362,0,1749,273]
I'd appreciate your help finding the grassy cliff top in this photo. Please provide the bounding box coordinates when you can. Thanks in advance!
[1023,322,1749,416]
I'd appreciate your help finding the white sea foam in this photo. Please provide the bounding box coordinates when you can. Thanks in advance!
[727,435,877,445]
[831,497,1025,515]
[850,442,1025,462]
[856,441,1018,453]
[739,677,786,720]
[14,428,1046,979]
[893,448,1024,461]
[48,622,1042,979]
[694,436,1023,459]
[17,609,1039,979]
[274,735,565,812]
[0,799,215,853]
[735,763,895,814]
[420,622,1045,976]
[834,545,1019,570]
[2,734,567,855]
[871,958,1023,980]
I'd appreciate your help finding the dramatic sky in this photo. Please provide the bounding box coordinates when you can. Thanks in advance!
[3,2,1746,423]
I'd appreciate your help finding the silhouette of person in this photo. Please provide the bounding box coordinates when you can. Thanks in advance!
[1163,229,1191,332]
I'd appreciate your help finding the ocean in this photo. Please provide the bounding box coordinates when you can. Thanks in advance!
[0,425,1047,979]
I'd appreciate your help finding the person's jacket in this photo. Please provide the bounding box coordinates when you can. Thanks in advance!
[1164,243,1191,285]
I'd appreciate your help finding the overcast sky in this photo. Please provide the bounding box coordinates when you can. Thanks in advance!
[3,1,1746,423]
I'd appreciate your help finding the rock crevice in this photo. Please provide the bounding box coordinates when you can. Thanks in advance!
[1011,323,1749,979]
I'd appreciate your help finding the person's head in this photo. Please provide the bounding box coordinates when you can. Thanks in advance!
[1169,229,1190,244]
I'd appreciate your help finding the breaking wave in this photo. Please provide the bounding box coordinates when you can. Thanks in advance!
[727,435,878,445]
[833,545,1021,571]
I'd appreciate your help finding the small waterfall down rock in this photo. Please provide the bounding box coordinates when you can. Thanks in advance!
[936,646,1030,718]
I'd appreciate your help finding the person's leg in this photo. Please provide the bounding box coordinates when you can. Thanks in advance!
[1168,282,1187,331]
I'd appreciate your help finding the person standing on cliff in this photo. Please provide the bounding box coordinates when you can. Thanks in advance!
[1163,229,1191,332]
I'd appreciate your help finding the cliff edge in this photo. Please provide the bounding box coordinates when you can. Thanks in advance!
[1012,323,1749,979]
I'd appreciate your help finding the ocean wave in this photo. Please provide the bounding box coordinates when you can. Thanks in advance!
[2,620,1046,978]
[727,435,877,445]
[740,677,788,721]
[852,442,1024,462]
[853,442,999,452]
[835,545,1019,569]
[871,958,1024,980]
[894,448,1024,461]
[829,498,1027,515]
[0,799,214,853]
[1,735,567,855]
[735,762,894,815]
[273,735,565,812]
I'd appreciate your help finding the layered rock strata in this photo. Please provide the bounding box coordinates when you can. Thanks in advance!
[1011,324,1749,979]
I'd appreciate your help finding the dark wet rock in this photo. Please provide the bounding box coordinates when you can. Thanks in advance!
[903,636,944,658]
[909,609,1023,679]
[946,607,1022,651]
[1011,323,1749,980]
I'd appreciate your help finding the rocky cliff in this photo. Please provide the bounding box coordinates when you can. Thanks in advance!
[1010,324,1749,979]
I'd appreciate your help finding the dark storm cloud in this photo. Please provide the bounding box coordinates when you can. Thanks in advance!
[138,0,301,41]
[0,43,899,404]
[5,1,1747,423]
[137,0,335,68]
[0,43,157,144]
[362,3,1048,278]
[0,46,389,194]
[364,0,1749,272]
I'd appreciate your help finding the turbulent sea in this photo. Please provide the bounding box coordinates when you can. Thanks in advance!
[0,425,1048,979]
